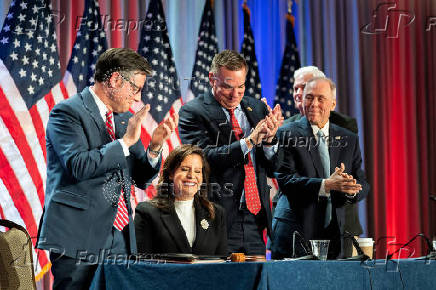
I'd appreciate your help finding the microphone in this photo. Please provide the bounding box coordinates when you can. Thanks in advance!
[387,233,435,260]
[291,231,317,260]
[343,231,370,261]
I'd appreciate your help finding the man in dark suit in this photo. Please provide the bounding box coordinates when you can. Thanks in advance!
[179,50,283,255]
[270,77,369,259]
[36,48,178,289]
[278,66,362,257]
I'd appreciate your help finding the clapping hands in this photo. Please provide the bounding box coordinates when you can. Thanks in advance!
[253,98,284,144]
[325,163,362,196]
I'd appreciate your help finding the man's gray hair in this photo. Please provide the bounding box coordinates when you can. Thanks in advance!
[304,77,336,99]
[294,66,325,80]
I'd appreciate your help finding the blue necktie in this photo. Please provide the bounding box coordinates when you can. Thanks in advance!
[317,130,332,227]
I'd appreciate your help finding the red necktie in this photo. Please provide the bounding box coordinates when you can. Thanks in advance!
[228,109,261,215]
[105,111,129,231]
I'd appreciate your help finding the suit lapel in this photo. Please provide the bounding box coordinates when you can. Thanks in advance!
[329,124,341,174]
[161,208,192,252]
[240,97,263,128]
[301,118,325,178]
[80,87,112,143]
[113,113,129,139]
[192,200,209,251]
[203,90,234,143]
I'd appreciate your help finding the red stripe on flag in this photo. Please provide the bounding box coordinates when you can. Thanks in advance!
[0,205,5,220]
[140,127,151,149]
[28,105,47,162]
[0,88,45,206]
[145,184,157,199]
[45,91,56,110]
[130,185,137,207]
[59,81,70,100]
[165,138,174,152]
[169,104,181,143]
[0,149,49,267]
[169,105,177,115]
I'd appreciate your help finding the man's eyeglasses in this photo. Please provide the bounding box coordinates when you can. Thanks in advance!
[120,73,141,94]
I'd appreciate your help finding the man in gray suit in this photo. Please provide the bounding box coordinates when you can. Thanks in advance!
[37,48,178,289]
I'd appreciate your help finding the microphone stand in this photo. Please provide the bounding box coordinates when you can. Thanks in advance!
[290,231,318,260]
[430,194,436,253]
[340,231,370,261]
[387,233,436,260]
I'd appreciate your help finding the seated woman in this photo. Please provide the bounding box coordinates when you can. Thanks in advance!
[134,144,227,255]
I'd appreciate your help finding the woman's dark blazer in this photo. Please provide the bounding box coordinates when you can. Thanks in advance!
[134,198,228,255]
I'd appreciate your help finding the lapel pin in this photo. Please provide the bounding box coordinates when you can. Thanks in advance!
[247,107,252,111]
[200,219,209,230]
[335,136,341,139]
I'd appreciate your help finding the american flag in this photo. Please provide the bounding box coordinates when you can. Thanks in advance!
[273,13,301,118]
[186,0,218,101]
[240,4,280,202]
[63,0,108,96]
[241,3,262,100]
[0,0,67,279]
[136,0,182,199]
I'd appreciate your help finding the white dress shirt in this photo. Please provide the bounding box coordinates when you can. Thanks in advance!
[89,87,160,167]
[174,199,196,247]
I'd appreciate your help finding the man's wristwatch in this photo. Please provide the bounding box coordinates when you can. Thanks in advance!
[149,145,163,155]
[346,192,358,198]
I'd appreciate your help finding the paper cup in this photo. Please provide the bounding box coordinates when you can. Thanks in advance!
[356,237,374,259]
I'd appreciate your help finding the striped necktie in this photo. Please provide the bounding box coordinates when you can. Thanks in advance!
[106,111,129,231]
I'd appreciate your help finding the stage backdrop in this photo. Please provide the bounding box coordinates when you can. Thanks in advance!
[0,0,435,275]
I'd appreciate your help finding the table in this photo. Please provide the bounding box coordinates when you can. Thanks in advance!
[90,258,436,289]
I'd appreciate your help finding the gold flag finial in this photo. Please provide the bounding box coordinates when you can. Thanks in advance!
[242,0,250,17]
[286,0,295,27]
[287,0,293,14]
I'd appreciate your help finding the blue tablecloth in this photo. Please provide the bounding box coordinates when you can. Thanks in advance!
[90,258,436,290]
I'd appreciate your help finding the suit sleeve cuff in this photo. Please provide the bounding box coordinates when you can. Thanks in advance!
[240,139,251,156]
[118,139,130,156]
[263,143,278,160]
[146,147,161,168]
[318,179,330,197]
